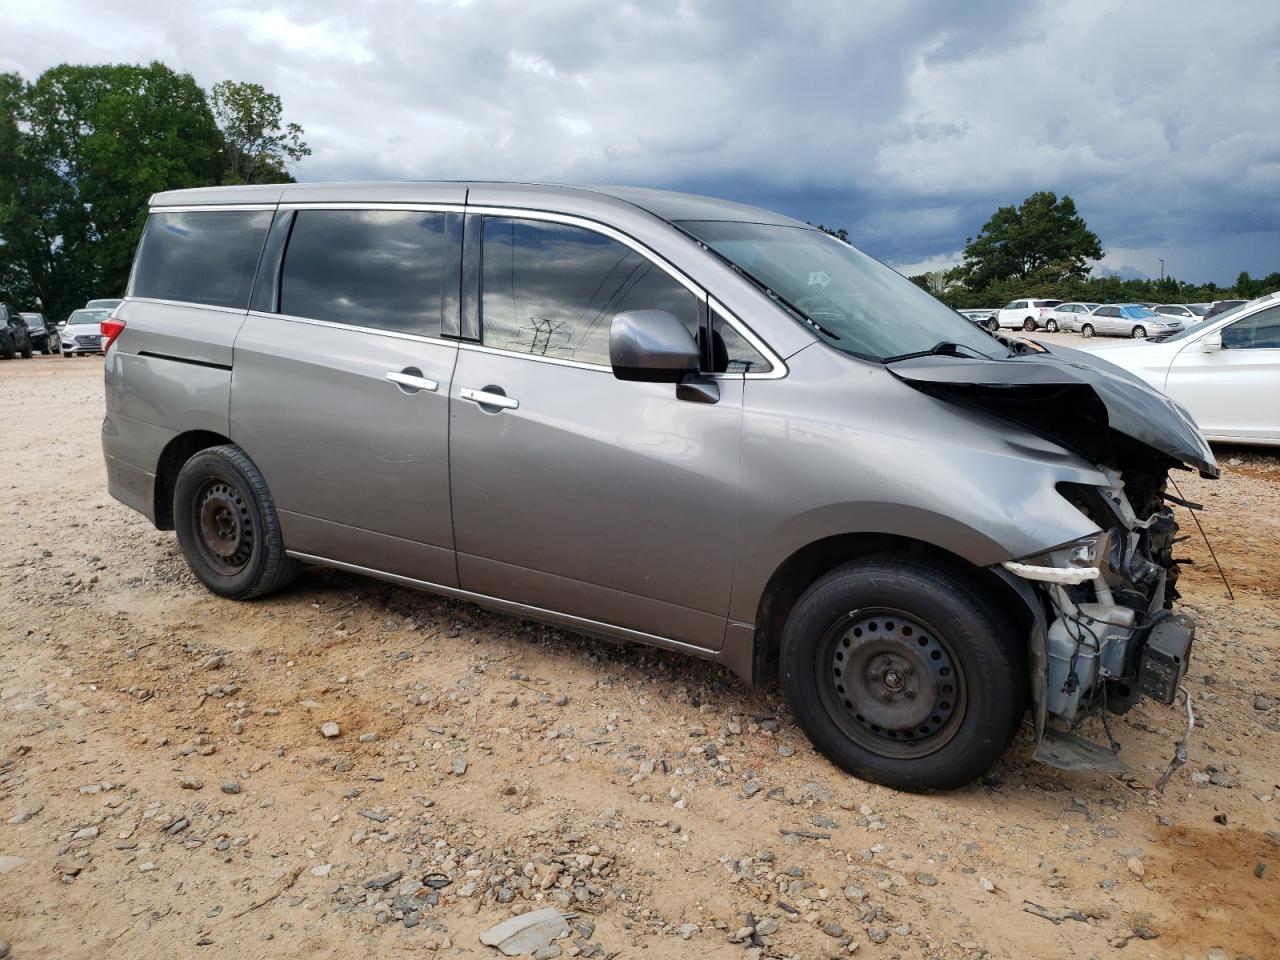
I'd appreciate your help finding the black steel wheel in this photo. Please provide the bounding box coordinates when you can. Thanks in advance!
[819,608,967,760]
[174,444,300,599]
[781,556,1026,790]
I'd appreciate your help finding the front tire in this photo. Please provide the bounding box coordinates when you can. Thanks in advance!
[1045,319,1058,332]
[986,318,999,333]
[1131,325,1146,338]
[780,557,1026,791]
[1081,323,1095,338]
[173,444,301,600]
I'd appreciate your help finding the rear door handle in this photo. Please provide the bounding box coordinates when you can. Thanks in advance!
[460,387,519,410]
[385,370,439,392]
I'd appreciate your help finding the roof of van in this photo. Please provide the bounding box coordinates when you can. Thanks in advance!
[147,181,810,229]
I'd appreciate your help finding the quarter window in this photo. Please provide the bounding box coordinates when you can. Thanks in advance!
[131,209,272,309]
[279,209,449,336]
[710,310,772,374]
[480,217,699,366]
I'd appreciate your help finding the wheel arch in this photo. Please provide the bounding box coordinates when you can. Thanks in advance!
[739,530,1038,691]
[152,430,234,530]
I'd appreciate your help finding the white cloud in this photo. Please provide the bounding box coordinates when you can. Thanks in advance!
[2,0,1277,281]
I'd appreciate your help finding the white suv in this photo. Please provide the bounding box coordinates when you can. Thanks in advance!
[995,298,1063,331]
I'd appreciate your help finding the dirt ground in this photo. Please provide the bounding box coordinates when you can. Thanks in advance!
[1,352,1277,960]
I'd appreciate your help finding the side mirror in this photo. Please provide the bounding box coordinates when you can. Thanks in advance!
[1201,333,1222,353]
[610,310,701,383]
[610,310,718,404]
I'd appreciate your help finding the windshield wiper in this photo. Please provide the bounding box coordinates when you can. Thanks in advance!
[882,341,993,363]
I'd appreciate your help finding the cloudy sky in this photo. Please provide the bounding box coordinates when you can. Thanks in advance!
[4,0,1279,284]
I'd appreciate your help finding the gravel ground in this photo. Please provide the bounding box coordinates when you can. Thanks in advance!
[0,353,1277,960]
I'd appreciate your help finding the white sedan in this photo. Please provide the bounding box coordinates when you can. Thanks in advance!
[1077,297,1280,445]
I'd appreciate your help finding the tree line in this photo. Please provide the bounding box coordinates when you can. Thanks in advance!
[0,62,308,320]
[900,191,1278,309]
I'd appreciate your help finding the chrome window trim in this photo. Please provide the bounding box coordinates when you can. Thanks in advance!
[465,205,788,380]
[123,296,249,316]
[245,310,456,348]
[278,201,467,214]
[147,203,278,213]
[456,339,611,373]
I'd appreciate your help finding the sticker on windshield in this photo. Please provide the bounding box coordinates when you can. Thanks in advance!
[808,270,831,288]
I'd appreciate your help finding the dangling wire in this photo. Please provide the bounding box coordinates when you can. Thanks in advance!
[1169,476,1234,600]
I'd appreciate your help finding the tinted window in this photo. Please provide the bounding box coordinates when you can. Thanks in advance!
[480,217,699,366]
[1034,300,1061,307]
[710,310,771,374]
[131,210,272,309]
[1222,306,1280,349]
[280,210,448,336]
[1097,307,1120,317]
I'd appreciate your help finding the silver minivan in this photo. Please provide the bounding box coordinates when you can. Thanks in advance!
[103,182,1217,790]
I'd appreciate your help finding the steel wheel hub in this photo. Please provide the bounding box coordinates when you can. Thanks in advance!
[823,609,966,758]
[197,481,253,572]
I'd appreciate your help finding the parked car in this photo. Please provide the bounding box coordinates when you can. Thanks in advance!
[59,308,111,355]
[85,298,123,311]
[20,312,59,354]
[1079,304,1183,339]
[957,308,999,332]
[1078,296,1280,445]
[103,182,1217,791]
[0,303,34,359]
[995,298,1064,331]
[1205,299,1247,320]
[1154,304,1207,322]
[1047,302,1099,332]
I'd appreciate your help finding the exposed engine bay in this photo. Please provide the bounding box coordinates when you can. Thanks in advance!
[887,337,1219,777]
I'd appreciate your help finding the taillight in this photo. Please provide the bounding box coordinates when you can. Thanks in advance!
[101,316,126,350]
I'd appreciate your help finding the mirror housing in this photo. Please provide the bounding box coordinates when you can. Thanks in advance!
[1201,332,1222,353]
[610,310,701,383]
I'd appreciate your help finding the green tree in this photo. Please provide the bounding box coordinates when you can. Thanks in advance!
[1,62,224,318]
[955,191,1103,289]
[211,80,310,184]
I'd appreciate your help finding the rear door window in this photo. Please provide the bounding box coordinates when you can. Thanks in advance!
[279,209,449,336]
[479,217,699,366]
[131,209,273,309]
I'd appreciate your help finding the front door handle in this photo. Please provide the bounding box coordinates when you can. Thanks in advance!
[460,387,519,410]
[386,369,439,393]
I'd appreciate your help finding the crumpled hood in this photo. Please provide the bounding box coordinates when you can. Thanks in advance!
[887,342,1219,478]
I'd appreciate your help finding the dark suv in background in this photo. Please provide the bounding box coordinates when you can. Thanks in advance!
[1,303,34,359]
[21,312,59,354]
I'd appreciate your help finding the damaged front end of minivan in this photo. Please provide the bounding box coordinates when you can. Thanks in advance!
[889,339,1218,779]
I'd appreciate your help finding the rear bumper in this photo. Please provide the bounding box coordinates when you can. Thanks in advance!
[104,451,155,522]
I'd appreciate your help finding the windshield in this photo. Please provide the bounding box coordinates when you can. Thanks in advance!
[1122,306,1158,319]
[66,310,109,326]
[677,221,1008,362]
[21,314,44,329]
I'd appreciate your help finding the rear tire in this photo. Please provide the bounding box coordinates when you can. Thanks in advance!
[1131,325,1146,338]
[986,318,999,333]
[173,444,301,600]
[1022,318,1037,332]
[20,343,32,358]
[1081,323,1095,338]
[780,556,1026,791]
